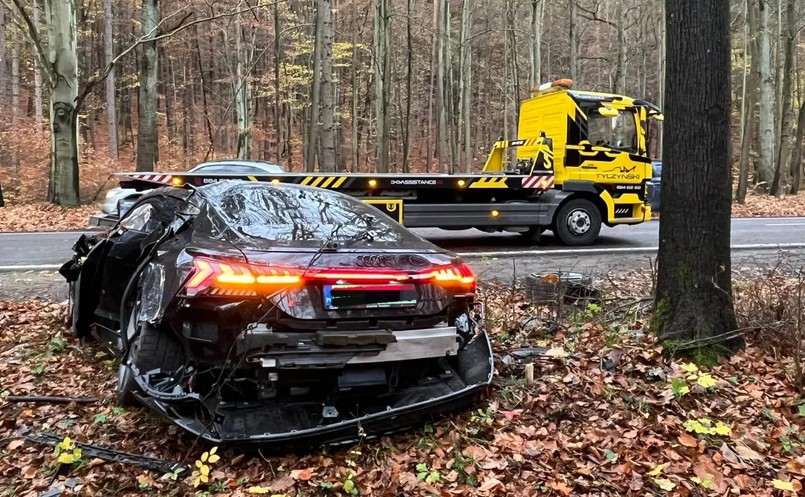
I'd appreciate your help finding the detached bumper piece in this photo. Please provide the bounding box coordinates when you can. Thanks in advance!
[134,331,493,448]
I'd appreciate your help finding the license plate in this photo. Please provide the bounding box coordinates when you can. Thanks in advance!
[323,283,418,310]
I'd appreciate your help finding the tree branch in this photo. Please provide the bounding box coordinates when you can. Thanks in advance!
[576,3,616,27]
[75,1,279,113]
[4,0,54,85]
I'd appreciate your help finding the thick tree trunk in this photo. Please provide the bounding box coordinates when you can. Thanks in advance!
[32,1,43,125]
[656,0,665,157]
[373,0,390,173]
[770,0,795,196]
[136,0,159,172]
[401,0,412,172]
[306,4,322,171]
[655,0,740,350]
[46,0,80,206]
[103,0,118,158]
[791,101,805,194]
[756,0,775,189]
[529,0,542,88]
[319,0,336,172]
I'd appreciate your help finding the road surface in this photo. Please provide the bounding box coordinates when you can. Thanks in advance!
[2,217,805,268]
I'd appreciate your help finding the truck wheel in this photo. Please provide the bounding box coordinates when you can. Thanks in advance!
[117,311,185,406]
[553,198,602,246]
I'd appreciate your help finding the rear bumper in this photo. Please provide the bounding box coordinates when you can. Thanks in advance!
[134,331,493,448]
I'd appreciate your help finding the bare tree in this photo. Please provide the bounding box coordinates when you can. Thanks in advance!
[32,0,42,125]
[373,0,391,172]
[0,3,7,108]
[529,0,543,88]
[736,0,758,203]
[771,0,795,196]
[306,4,322,171]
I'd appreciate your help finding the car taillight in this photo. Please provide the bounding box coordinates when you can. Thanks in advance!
[185,257,302,296]
[185,257,477,296]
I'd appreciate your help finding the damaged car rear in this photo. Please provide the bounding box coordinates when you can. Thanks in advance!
[61,181,493,447]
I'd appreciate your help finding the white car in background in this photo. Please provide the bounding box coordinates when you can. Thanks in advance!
[99,160,286,221]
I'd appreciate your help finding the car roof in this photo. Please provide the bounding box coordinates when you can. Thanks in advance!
[190,160,285,173]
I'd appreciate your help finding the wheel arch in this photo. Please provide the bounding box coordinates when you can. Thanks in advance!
[551,188,608,229]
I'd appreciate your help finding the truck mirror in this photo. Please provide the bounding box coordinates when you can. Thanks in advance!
[597,106,619,118]
[651,113,665,122]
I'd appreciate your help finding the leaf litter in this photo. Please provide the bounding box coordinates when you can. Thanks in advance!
[1,279,805,496]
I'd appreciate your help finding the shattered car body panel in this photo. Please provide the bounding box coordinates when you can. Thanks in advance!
[61,182,493,446]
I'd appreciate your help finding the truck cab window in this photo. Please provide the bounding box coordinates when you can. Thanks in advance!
[587,111,637,153]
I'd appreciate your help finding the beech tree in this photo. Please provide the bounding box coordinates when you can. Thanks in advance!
[655,0,741,353]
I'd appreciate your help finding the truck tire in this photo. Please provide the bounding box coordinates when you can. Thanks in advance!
[553,198,602,246]
[117,311,184,406]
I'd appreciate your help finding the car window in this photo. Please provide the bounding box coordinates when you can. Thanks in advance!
[119,203,161,233]
[199,183,423,248]
[193,164,283,174]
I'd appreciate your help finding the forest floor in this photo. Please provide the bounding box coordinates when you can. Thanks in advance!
[1,190,805,233]
[2,270,805,496]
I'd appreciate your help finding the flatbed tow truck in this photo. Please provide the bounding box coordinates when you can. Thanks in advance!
[109,80,663,246]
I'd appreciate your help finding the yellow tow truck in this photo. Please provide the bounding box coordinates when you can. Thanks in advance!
[116,80,663,246]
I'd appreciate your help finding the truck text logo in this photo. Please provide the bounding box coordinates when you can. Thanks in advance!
[390,179,439,186]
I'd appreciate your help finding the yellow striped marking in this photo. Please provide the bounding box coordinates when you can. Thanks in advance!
[332,177,347,188]
[301,177,314,185]
[320,177,335,188]
[469,177,509,189]
[310,177,325,187]
[248,175,258,182]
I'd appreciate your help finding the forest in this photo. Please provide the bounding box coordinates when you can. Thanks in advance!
[0,0,802,205]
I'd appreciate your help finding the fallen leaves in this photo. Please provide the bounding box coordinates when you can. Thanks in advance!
[3,290,805,496]
[0,202,100,232]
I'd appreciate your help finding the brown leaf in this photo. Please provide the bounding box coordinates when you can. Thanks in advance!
[548,480,573,495]
[735,443,765,462]
[291,468,314,481]
[6,439,24,451]
[478,477,504,493]
[720,443,741,467]
[268,475,295,492]
[462,445,488,462]
[678,433,698,448]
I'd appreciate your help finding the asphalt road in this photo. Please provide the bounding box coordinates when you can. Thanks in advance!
[1,217,805,268]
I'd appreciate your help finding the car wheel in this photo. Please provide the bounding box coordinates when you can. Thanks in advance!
[553,198,602,246]
[117,310,185,407]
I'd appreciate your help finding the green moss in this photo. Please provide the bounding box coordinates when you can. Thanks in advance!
[651,297,670,335]
[660,340,728,368]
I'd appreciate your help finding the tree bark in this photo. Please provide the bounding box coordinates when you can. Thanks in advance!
[103,0,118,158]
[459,0,472,172]
[770,0,795,196]
[569,0,577,82]
[350,0,359,172]
[32,0,43,126]
[655,0,740,350]
[136,0,159,172]
[436,0,448,173]
[234,16,252,159]
[614,0,627,93]
[306,3,322,171]
[0,3,7,108]
[736,0,757,203]
[756,0,775,189]
[401,0,413,172]
[373,0,390,173]
[656,0,665,157]
[426,0,437,171]
[46,0,80,205]
[529,0,542,88]
[319,0,336,172]
[791,100,805,194]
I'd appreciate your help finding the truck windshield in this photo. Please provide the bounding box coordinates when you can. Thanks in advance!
[587,111,637,153]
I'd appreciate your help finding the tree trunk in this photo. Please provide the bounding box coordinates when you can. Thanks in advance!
[401,0,412,172]
[306,4,322,171]
[756,0,775,189]
[770,0,795,196]
[736,0,757,203]
[655,0,740,351]
[656,0,665,157]
[614,0,627,93]
[460,0,472,172]
[136,0,159,172]
[426,0,437,171]
[46,0,80,205]
[791,100,805,194]
[10,34,18,167]
[529,0,542,88]
[436,0,448,173]
[319,0,336,172]
[32,1,43,126]
[103,0,118,158]
[373,0,390,173]
[273,0,283,162]
[234,16,252,159]
[0,4,7,108]
[569,0,577,82]
[351,0,359,172]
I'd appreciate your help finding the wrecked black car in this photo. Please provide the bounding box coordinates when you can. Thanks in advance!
[61,181,493,447]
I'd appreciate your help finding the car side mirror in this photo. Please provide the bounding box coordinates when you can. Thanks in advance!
[598,106,619,118]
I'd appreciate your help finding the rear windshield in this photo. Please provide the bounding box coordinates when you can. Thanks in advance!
[198,182,423,248]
